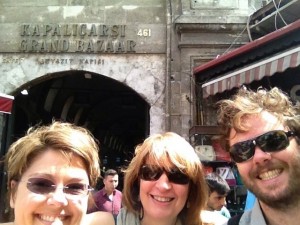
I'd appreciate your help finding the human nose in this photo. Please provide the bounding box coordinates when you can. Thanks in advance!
[252,145,272,165]
[47,186,68,206]
[220,197,226,206]
[155,173,172,190]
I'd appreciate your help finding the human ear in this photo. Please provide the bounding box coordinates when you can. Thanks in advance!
[9,180,18,208]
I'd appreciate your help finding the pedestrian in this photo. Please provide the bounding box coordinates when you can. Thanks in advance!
[0,121,114,225]
[201,172,231,225]
[89,169,122,222]
[117,132,208,225]
[217,87,300,225]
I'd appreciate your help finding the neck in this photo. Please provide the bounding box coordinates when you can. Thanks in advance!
[260,201,300,225]
[104,188,114,195]
[141,216,178,225]
[205,206,214,211]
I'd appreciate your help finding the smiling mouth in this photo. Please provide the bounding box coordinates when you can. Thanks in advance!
[151,195,174,202]
[39,214,67,222]
[258,169,282,180]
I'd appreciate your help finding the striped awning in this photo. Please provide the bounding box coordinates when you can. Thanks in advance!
[202,46,300,98]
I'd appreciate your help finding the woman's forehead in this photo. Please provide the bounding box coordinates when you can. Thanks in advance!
[145,156,174,167]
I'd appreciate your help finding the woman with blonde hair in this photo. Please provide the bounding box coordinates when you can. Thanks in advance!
[117,132,208,225]
[1,121,114,225]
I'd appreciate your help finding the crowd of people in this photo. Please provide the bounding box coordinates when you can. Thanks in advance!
[1,87,300,225]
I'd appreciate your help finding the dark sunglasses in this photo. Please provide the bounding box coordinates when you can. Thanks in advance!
[24,177,93,199]
[230,130,295,163]
[140,165,190,185]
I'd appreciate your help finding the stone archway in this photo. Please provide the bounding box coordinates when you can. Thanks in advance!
[11,70,151,168]
[0,54,166,215]
[0,54,166,134]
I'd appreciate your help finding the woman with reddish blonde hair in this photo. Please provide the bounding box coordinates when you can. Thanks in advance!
[118,132,208,225]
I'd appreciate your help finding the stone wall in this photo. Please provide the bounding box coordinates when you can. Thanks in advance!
[0,0,256,137]
[0,0,168,134]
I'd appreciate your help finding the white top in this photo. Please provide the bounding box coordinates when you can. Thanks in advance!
[201,210,229,225]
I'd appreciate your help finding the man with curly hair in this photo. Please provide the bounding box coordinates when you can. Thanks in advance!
[217,87,300,225]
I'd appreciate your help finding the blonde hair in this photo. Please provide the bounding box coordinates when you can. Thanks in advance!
[5,121,100,191]
[217,87,299,150]
[122,132,207,225]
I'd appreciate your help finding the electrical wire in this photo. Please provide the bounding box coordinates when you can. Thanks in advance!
[222,25,247,55]
[272,0,288,30]
[246,13,253,42]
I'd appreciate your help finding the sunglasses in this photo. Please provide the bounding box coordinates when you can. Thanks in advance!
[230,130,295,163]
[140,165,190,185]
[23,177,93,199]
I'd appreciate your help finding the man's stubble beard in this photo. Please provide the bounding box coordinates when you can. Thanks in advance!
[243,151,300,210]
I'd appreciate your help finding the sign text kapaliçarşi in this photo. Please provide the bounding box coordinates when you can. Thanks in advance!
[20,24,136,53]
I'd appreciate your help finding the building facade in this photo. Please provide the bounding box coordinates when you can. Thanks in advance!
[0,0,255,147]
[0,0,259,221]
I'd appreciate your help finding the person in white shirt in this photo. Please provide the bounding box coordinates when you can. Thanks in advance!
[201,172,231,225]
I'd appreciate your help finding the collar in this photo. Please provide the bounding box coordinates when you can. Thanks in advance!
[101,187,116,196]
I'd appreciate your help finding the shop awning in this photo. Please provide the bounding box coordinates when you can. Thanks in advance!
[0,93,14,114]
[202,46,300,98]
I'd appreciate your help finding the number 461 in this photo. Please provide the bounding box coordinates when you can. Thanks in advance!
[137,29,151,37]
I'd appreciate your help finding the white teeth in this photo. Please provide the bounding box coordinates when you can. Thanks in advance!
[40,215,55,222]
[153,196,172,202]
[40,215,65,222]
[259,169,281,180]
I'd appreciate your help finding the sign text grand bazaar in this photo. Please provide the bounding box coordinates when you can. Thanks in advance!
[19,24,136,53]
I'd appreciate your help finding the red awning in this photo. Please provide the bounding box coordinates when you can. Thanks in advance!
[194,20,300,75]
[202,46,300,98]
[0,93,14,114]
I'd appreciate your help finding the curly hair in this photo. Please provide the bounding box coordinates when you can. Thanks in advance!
[121,132,207,225]
[217,87,300,151]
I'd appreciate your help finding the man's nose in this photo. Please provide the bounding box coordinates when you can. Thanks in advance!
[252,146,272,165]
[221,197,227,205]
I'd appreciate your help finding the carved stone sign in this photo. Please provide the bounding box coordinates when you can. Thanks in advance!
[20,24,136,53]
[0,23,165,53]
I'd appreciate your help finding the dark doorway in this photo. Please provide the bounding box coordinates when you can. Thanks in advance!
[8,70,149,185]
[1,71,150,221]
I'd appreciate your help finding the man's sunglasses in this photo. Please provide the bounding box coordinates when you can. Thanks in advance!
[140,165,190,185]
[230,130,295,163]
[23,177,93,199]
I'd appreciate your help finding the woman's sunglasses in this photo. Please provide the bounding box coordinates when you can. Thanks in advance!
[140,165,190,185]
[23,177,93,199]
[230,130,295,163]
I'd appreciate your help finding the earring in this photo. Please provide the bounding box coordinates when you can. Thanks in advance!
[139,206,144,220]
[186,201,190,208]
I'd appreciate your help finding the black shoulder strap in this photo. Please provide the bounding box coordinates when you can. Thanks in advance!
[227,213,243,225]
